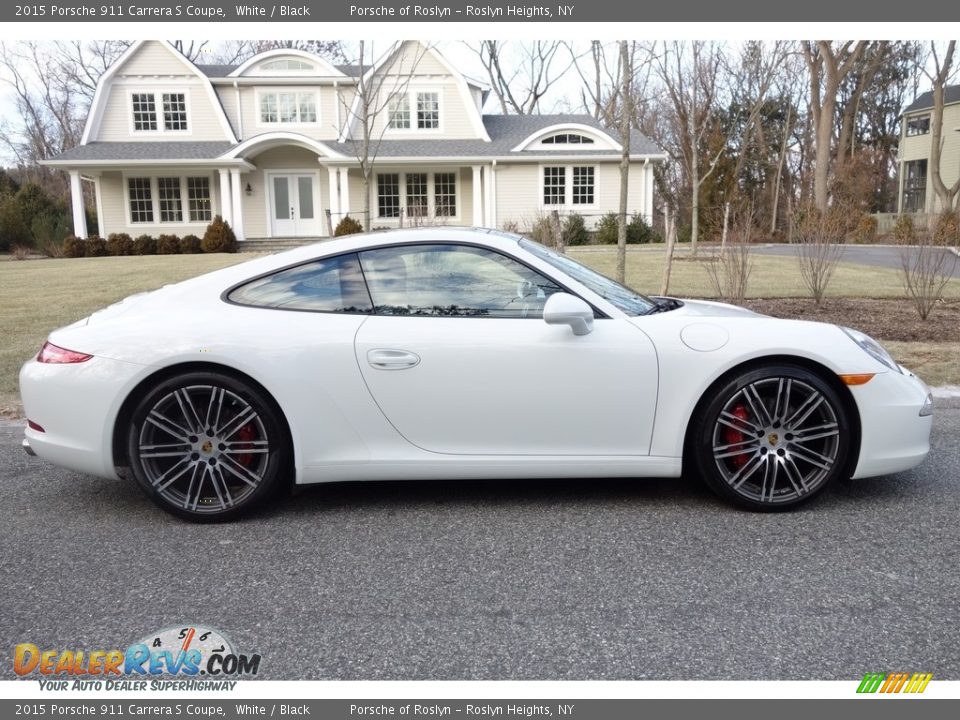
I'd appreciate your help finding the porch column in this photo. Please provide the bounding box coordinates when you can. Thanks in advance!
[644,160,654,223]
[485,163,497,228]
[339,169,351,218]
[327,167,340,231]
[69,169,87,238]
[471,165,483,227]
[90,173,105,237]
[229,168,245,241]
[218,169,233,225]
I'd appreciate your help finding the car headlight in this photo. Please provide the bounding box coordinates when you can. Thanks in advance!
[839,326,901,373]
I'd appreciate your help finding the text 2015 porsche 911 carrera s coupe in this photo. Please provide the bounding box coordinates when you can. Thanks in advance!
[20,227,933,520]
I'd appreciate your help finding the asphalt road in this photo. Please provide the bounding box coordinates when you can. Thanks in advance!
[753,243,960,278]
[2,404,959,681]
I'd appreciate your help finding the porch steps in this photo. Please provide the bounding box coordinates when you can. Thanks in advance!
[239,237,325,253]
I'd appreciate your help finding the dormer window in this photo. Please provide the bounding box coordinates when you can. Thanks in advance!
[131,92,188,132]
[258,91,319,125]
[541,133,594,145]
[387,90,441,131]
[260,59,315,72]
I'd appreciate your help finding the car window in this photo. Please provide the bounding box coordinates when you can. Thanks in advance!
[519,238,655,316]
[358,244,562,318]
[227,253,373,313]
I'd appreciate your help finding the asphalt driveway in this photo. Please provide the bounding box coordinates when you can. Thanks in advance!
[1,403,959,680]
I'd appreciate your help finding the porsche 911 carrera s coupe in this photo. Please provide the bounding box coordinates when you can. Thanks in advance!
[20,227,933,520]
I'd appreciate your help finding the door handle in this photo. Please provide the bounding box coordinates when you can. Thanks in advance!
[367,349,420,370]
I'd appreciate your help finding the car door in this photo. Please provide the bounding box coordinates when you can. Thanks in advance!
[353,243,659,456]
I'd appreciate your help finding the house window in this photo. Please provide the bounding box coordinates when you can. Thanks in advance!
[157,177,183,222]
[132,92,188,132]
[128,176,213,224]
[187,177,212,222]
[572,167,595,205]
[417,92,440,129]
[389,96,411,129]
[378,171,458,219]
[406,173,428,218]
[260,59,315,71]
[903,159,927,213]
[542,133,595,145]
[906,115,930,137]
[377,173,401,218]
[132,94,158,131]
[259,92,318,124]
[128,178,154,223]
[162,94,188,131]
[434,173,457,217]
[543,167,566,205]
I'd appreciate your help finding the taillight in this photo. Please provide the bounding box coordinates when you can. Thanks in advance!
[27,420,45,432]
[37,341,93,364]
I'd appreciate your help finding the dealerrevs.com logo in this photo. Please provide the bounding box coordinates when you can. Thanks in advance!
[14,625,261,690]
[856,672,933,694]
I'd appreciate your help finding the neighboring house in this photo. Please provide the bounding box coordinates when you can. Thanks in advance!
[43,40,665,243]
[897,84,960,215]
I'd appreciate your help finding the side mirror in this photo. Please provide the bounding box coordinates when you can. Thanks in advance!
[543,293,594,336]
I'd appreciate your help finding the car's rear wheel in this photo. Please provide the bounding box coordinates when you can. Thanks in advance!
[126,371,289,521]
[692,364,851,511]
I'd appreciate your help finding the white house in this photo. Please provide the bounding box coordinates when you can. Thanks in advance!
[44,40,666,243]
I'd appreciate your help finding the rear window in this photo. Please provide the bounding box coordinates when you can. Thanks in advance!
[227,253,373,313]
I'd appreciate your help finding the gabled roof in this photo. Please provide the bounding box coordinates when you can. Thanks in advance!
[904,85,960,114]
[81,40,238,145]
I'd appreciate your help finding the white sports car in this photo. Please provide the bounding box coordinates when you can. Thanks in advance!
[20,228,933,520]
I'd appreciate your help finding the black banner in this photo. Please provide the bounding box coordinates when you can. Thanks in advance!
[5,0,958,23]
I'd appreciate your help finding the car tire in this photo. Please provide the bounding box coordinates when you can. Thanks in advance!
[126,371,290,522]
[691,364,852,511]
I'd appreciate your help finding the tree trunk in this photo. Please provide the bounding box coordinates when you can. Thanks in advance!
[770,103,792,236]
[929,41,960,212]
[616,40,631,283]
[660,207,676,296]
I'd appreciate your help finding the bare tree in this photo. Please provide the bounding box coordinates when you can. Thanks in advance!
[925,41,960,212]
[654,41,726,256]
[468,41,573,114]
[791,204,847,304]
[338,41,429,231]
[703,215,754,305]
[801,41,867,211]
[897,213,959,320]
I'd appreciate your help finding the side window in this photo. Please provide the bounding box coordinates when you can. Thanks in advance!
[358,244,563,319]
[227,253,372,313]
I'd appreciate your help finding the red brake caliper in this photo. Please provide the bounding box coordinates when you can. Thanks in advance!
[723,404,751,469]
[235,424,256,467]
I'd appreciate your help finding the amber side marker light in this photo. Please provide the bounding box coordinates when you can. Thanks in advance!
[839,373,876,386]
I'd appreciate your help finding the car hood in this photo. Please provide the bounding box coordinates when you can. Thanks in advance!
[655,298,764,319]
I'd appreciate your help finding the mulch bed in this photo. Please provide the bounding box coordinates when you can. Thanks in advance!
[741,298,960,343]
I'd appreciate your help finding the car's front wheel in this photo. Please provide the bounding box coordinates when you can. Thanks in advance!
[692,364,852,511]
[126,371,289,521]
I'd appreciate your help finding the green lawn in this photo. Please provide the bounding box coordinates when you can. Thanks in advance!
[1,248,957,416]
[567,247,960,300]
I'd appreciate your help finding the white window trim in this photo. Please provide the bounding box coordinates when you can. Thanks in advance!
[123,173,215,228]
[374,169,462,223]
[539,164,600,211]
[533,132,599,149]
[383,87,444,136]
[128,89,192,136]
[255,88,322,128]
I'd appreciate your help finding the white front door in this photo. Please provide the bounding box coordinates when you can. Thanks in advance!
[269,174,321,237]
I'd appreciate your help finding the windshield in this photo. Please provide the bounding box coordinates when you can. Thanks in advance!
[518,239,655,316]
